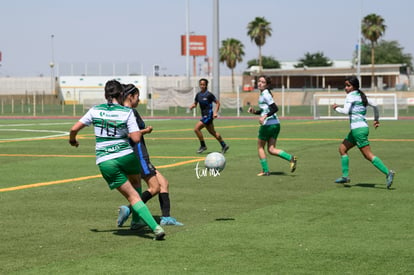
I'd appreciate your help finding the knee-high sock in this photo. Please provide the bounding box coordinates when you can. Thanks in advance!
[371,156,389,175]
[341,155,349,177]
[159,193,171,217]
[131,201,158,231]
[141,191,153,203]
[278,150,292,161]
[131,187,143,222]
[260,158,269,173]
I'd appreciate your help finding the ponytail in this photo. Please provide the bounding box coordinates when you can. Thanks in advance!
[359,90,368,107]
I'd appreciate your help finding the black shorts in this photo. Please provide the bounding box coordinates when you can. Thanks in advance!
[140,158,157,179]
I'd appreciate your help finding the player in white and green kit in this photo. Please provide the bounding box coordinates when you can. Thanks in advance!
[332,76,395,189]
[69,79,165,240]
[248,75,297,176]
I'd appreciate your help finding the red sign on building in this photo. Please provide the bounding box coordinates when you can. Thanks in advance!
[181,35,207,56]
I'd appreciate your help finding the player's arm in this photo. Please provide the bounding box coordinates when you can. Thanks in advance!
[333,101,351,114]
[189,102,197,110]
[213,99,220,118]
[127,111,142,144]
[368,98,380,128]
[141,126,153,135]
[129,131,142,144]
[69,121,86,147]
[248,106,262,115]
[266,103,278,117]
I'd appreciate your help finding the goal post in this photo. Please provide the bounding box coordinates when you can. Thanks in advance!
[313,93,398,120]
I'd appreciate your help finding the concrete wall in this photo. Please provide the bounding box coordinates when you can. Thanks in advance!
[0,77,54,95]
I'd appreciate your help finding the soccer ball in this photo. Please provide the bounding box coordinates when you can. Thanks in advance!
[204,152,226,171]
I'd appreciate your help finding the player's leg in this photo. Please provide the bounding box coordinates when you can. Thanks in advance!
[205,122,229,153]
[117,174,141,227]
[130,159,158,229]
[257,138,270,176]
[359,145,394,189]
[194,121,207,153]
[99,155,164,240]
[335,139,354,183]
[156,171,183,226]
[117,181,165,240]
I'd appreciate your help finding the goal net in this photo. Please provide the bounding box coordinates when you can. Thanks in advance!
[313,93,398,120]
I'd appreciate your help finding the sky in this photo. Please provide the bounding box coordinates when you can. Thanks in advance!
[1,0,413,77]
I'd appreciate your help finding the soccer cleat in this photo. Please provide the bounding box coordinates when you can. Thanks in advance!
[257,171,270,176]
[153,225,166,240]
[130,219,147,230]
[196,146,207,154]
[290,156,297,173]
[221,144,230,154]
[334,177,351,184]
[386,170,395,189]
[160,216,184,226]
[117,205,131,227]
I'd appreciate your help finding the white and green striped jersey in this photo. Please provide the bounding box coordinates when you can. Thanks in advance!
[258,89,279,125]
[335,90,377,129]
[79,103,140,164]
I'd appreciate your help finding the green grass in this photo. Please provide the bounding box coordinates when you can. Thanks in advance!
[0,118,413,274]
[1,103,414,118]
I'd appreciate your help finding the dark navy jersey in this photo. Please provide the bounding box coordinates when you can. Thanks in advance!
[194,90,217,117]
[129,109,157,177]
[130,109,149,161]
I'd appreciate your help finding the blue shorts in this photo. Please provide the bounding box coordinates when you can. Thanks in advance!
[200,115,214,125]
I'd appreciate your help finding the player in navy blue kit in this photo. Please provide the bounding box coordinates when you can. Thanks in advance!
[189,78,229,154]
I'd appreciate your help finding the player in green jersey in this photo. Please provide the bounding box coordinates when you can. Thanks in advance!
[248,75,297,176]
[332,76,395,189]
[69,79,165,240]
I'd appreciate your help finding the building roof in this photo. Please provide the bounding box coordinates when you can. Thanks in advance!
[250,63,405,77]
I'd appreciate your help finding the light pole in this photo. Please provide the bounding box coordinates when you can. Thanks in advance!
[50,34,55,94]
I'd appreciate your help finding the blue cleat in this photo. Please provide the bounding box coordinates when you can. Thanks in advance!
[160,216,184,226]
[117,205,131,227]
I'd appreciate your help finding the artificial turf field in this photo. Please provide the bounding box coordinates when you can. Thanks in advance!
[0,117,413,274]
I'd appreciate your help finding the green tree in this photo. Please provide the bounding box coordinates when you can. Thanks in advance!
[294,52,333,68]
[247,17,272,70]
[361,40,412,69]
[219,38,245,92]
[362,13,387,89]
[247,55,281,69]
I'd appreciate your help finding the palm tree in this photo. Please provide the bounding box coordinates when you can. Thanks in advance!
[219,38,245,92]
[362,13,386,89]
[247,17,272,70]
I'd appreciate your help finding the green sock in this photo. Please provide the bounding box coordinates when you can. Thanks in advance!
[371,156,389,175]
[278,151,292,161]
[131,187,143,222]
[260,158,269,172]
[341,155,349,177]
[131,201,158,231]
